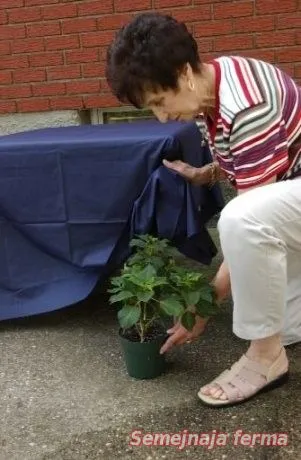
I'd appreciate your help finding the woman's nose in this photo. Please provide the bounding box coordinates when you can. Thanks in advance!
[153,108,168,123]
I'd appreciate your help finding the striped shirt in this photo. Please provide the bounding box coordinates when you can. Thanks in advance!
[206,56,301,190]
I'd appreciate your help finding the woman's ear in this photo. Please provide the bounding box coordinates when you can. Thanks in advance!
[183,63,196,91]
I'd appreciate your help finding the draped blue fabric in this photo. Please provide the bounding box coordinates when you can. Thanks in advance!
[0,120,224,320]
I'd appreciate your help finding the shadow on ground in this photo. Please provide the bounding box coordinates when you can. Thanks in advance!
[0,230,300,460]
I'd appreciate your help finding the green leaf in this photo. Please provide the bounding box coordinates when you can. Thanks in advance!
[160,298,185,317]
[110,277,123,286]
[136,290,153,303]
[182,290,201,306]
[117,305,141,329]
[109,291,133,304]
[153,277,168,287]
[150,256,165,269]
[195,301,218,318]
[107,287,122,294]
[140,264,157,280]
[198,286,214,304]
[129,238,146,248]
[181,311,196,331]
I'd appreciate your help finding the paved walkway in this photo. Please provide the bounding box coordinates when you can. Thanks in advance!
[0,238,300,460]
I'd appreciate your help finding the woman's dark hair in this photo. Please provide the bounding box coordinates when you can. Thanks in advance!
[106,12,201,108]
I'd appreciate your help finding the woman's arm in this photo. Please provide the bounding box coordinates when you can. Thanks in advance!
[162,159,228,186]
[212,260,231,303]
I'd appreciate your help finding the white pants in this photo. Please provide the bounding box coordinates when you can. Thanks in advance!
[218,177,301,345]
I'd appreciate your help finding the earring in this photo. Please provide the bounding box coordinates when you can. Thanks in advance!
[188,80,195,91]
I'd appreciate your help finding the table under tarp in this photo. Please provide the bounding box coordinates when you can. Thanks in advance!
[0,120,224,321]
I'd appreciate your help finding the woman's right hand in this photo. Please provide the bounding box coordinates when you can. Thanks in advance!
[212,261,231,303]
[162,159,212,186]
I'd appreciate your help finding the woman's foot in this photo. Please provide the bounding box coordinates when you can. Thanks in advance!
[198,335,289,406]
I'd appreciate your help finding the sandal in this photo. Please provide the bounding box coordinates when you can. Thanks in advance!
[198,347,289,407]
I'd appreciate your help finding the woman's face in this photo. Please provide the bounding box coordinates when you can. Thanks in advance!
[143,64,210,122]
[144,85,200,123]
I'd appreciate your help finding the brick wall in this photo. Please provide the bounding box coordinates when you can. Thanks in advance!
[0,0,300,114]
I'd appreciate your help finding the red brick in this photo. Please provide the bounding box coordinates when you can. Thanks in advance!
[25,0,58,5]
[194,0,232,3]
[196,38,213,54]
[114,0,151,12]
[170,6,211,23]
[154,0,191,7]
[66,79,101,94]
[256,31,296,48]
[66,49,99,64]
[42,3,77,20]
[62,18,97,35]
[29,52,64,67]
[195,52,218,62]
[32,82,66,96]
[277,63,294,77]
[81,62,106,78]
[50,96,83,109]
[100,79,110,92]
[0,85,31,98]
[99,47,108,60]
[0,55,28,70]
[0,101,17,114]
[47,64,81,80]
[234,16,275,33]
[45,35,79,51]
[0,71,12,84]
[77,0,113,15]
[81,30,115,47]
[194,20,233,37]
[9,7,41,23]
[295,64,301,78]
[256,0,298,15]
[0,41,10,55]
[12,38,44,53]
[13,68,46,83]
[297,32,301,45]
[278,13,301,29]
[0,25,25,39]
[277,47,301,62]
[83,94,120,108]
[97,13,132,30]
[17,98,50,112]
[0,10,7,24]
[27,22,61,37]
[244,49,275,62]
[0,0,23,8]
[214,1,253,19]
[214,34,253,52]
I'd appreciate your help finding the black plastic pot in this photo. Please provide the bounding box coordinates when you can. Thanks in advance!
[119,329,168,380]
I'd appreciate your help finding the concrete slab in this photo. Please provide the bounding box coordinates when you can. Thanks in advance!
[0,237,300,460]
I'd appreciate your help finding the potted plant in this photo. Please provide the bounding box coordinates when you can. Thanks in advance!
[108,234,218,379]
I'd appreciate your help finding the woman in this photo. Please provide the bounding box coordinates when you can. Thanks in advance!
[106,12,301,407]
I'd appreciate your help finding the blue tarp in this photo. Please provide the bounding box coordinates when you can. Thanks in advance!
[0,120,224,320]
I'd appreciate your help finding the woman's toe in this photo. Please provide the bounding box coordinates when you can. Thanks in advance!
[199,384,229,401]
[210,387,223,398]
[200,385,211,395]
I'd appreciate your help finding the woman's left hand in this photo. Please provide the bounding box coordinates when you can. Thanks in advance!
[160,316,209,354]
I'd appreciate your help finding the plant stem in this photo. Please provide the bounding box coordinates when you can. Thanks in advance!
[143,316,159,333]
[139,318,144,343]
